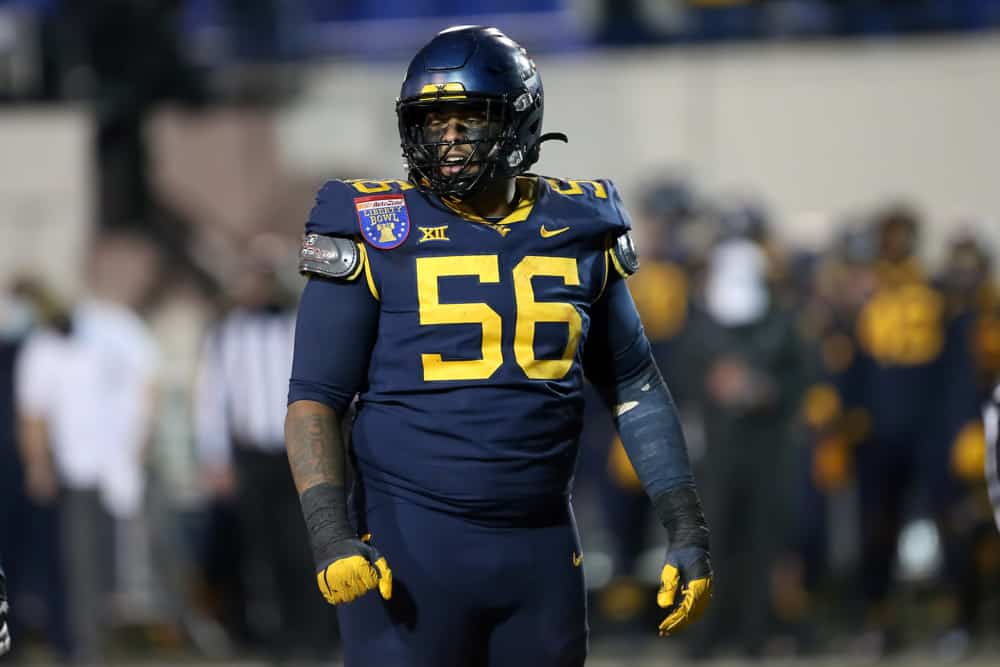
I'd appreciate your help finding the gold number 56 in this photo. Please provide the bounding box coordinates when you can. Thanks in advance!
[416,255,582,382]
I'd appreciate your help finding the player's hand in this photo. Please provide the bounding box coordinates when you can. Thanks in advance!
[951,421,986,482]
[201,465,236,498]
[25,461,58,504]
[812,435,852,493]
[316,537,392,605]
[656,545,712,636]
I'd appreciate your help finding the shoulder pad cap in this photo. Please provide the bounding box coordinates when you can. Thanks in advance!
[542,177,632,233]
[610,231,639,278]
[307,179,415,239]
[299,234,362,280]
[607,180,633,232]
[306,181,355,237]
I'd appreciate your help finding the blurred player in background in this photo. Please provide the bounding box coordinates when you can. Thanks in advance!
[930,233,1000,658]
[285,25,712,666]
[0,278,78,661]
[848,207,949,656]
[15,232,161,664]
[782,223,877,651]
[680,215,809,659]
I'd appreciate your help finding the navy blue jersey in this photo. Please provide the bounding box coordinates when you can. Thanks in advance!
[301,176,632,518]
[853,275,948,442]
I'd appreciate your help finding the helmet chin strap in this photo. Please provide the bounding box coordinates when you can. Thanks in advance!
[519,132,568,173]
[538,132,569,145]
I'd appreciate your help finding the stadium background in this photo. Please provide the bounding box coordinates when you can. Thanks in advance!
[1,1,1000,665]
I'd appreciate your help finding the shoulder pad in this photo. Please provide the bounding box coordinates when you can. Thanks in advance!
[609,231,639,278]
[606,179,633,232]
[306,180,357,237]
[543,177,632,232]
[299,234,363,280]
[306,178,415,237]
[544,177,611,200]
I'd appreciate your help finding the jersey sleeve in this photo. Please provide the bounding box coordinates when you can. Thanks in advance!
[584,272,647,386]
[604,179,633,232]
[603,180,639,279]
[301,180,381,295]
[543,176,637,281]
[287,276,379,415]
[15,332,59,418]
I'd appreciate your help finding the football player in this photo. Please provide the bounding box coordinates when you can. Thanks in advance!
[849,209,951,654]
[285,26,712,666]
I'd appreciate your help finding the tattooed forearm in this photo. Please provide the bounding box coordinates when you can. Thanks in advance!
[285,400,345,494]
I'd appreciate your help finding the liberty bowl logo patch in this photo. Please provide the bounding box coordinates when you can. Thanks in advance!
[355,194,410,249]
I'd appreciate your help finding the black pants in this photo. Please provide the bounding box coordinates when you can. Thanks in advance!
[688,444,789,658]
[232,447,336,658]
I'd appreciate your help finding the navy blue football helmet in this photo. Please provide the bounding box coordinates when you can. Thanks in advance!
[396,26,566,198]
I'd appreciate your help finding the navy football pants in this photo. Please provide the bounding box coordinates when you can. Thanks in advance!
[337,490,588,667]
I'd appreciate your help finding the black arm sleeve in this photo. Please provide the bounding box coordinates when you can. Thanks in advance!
[585,274,695,497]
[287,275,379,416]
[586,275,707,546]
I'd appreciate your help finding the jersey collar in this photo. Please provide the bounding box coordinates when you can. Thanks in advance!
[440,176,539,225]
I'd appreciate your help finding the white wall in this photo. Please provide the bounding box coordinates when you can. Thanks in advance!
[277,35,1000,261]
[0,109,92,299]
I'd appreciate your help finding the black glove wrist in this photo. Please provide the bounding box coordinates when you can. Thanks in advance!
[299,482,357,569]
[654,484,713,636]
[653,483,710,551]
[303,483,394,605]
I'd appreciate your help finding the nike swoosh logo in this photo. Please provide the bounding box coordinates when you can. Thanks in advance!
[540,225,570,238]
[572,552,583,567]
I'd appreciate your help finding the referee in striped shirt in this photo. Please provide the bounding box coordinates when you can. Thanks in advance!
[986,381,1000,533]
[195,241,333,660]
